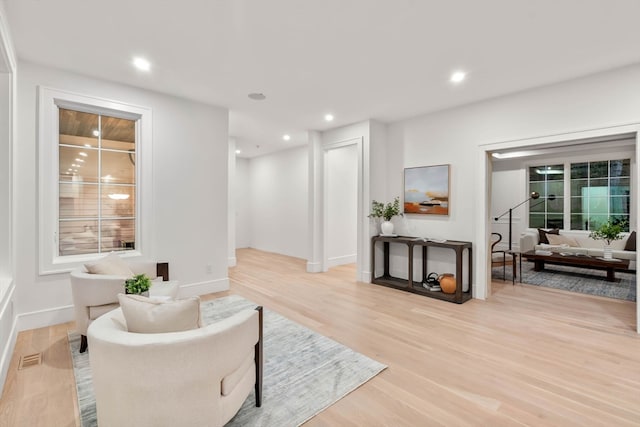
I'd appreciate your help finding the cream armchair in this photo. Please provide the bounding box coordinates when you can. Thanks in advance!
[70,260,169,352]
[88,306,263,427]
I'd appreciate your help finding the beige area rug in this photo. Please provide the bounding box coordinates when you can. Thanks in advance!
[70,295,387,426]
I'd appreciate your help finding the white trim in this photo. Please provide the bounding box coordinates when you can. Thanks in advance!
[306,261,323,273]
[326,254,357,268]
[37,87,154,274]
[479,123,640,332]
[227,257,237,267]
[178,278,229,298]
[17,304,75,332]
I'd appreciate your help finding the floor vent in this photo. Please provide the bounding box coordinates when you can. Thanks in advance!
[18,353,42,370]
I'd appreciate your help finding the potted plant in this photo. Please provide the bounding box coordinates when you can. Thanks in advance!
[589,219,625,259]
[124,273,152,296]
[369,196,402,235]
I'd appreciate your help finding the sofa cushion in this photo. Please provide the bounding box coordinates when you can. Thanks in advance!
[118,293,201,333]
[84,252,134,277]
[538,228,559,244]
[546,234,579,247]
[624,231,636,251]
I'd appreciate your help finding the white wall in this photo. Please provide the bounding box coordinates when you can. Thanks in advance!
[249,146,308,258]
[385,63,640,299]
[235,157,251,248]
[326,144,358,267]
[15,61,230,329]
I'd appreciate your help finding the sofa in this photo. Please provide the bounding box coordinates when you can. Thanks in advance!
[519,229,636,270]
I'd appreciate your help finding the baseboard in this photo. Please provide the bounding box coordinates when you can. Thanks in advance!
[306,261,323,273]
[17,304,75,332]
[327,254,356,268]
[0,283,17,397]
[228,256,237,267]
[179,277,229,298]
[360,270,371,283]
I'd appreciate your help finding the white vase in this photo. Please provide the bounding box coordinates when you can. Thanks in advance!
[603,244,613,260]
[380,221,394,235]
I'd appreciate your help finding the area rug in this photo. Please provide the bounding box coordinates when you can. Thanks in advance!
[69,295,387,427]
[492,263,636,302]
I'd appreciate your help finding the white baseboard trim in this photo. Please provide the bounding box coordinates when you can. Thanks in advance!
[17,304,75,332]
[360,270,371,283]
[0,283,17,397]
[178,277,229,298]
[306,261,323,273]
[327,254,357,268]
[227,257,237,267]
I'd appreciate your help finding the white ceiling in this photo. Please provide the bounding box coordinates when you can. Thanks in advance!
[5,0,640,158]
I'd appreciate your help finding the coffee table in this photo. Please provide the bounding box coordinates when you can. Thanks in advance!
[522,251,629,282]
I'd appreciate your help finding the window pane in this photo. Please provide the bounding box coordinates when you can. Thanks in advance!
[59,146,99,183]
[59,109,99,148]
[102,185,136,217]
[547,197,563,213]
[590,178,608,189]
[610,196,629,215]
[547,215,563,229]
[588,197,608,214]
[570,179,588,196]
[571,162,588,179]
[101,115,135,151]
[102,151,135,184]
[570,197,583,213]
[529,167,544,182]
[589,161,608,178]
[530,200,545,212]
[571,214,587,230]
[610,159,630,178]
[547,181,563,197]
[59,221,98,256]
[529,182,545,195]
[611,215,630,231]
[101,219,135,252]
[59,183,98,218]
[529,214,545,228]
[610,179,630,195]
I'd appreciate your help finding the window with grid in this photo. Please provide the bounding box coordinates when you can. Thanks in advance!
[528,164,564,229]
[58,108,136,256]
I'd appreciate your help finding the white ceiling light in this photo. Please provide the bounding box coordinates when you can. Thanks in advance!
[324,114,334,122]
[133,57,151,72]
[92,129,100,137]
[235,149,241,154]
[450,71,466,83]
[84,144,91,148]
[79,152,88,157]
[283,134,291,141]
[75,158,85,162]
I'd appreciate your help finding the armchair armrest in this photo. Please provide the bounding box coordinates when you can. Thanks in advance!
[519,230,539,253]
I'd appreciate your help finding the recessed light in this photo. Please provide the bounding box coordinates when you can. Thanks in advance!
[133,57,151,72]
[75,158,85,162]
[92,129,100,137]
[283,134,291,141]
[84,144,91,148]
[248,93,266,101]
[450,71,466,83]
[324,114,334,122]
[235,149,241,154]
[79,152,88,157]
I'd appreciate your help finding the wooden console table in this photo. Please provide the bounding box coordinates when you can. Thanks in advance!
[370,235,473,303]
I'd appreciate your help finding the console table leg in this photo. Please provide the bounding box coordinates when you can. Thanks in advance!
[606,268,615,282]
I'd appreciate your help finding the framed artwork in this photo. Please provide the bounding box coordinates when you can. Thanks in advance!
[404,164,450,215]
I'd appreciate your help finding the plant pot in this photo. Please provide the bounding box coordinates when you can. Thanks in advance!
[438,274,456,294]
[380,221,394,235]
[603,245,613,260]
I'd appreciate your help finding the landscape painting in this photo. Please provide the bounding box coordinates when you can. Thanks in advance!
[404,164,450,215]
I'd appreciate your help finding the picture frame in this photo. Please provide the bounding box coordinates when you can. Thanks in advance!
[404,164,450,215]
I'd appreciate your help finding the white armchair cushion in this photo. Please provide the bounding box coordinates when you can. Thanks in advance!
[118,294,201,333]
[84,252,134,277]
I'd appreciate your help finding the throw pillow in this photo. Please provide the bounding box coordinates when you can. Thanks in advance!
[624,231,636,251]
[117,293,201,333]
[537,228,559,244]
[84,252,134,276]
[546,234,579,247]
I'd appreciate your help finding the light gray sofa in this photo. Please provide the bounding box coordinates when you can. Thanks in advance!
[519,229,636,270]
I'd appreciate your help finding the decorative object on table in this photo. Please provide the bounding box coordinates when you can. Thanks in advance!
[589,219,626,260]
[369,196,402,235]
[494,192,556,251]
[124,273,152,296]
[422,272,441,291]
[438,273,456,294]
[404,164,450,215]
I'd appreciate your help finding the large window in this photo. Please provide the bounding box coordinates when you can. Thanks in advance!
[58,109,136,256]
[39,87,152,274]
[528,158,631,232]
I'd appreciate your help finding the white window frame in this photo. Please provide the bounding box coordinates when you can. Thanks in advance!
[38,87,153,275]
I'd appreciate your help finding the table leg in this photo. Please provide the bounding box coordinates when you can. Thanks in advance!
[533,260,544,271]
[606,268,615,282]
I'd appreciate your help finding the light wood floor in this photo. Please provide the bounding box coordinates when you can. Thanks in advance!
[1,248,639,426]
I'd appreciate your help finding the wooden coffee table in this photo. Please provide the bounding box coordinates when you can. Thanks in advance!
[522,250,629,282]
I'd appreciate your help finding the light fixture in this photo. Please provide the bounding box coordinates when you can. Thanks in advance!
[535,169,563,175]
[283,134,291,141]
[248,93,266,101]
[84,144,91,148]
[79,152,88,157]
[75,158,85,162]
[102,174,113,181]
[108,193,130,200]
[92,129,100,137]
[133,57,151,72]
[324,114,334,122]
[450,71,466,83]
[71,163,78,167]
[235,149,241,154]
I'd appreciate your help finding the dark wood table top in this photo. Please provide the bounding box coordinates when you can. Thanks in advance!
[522,250,630,268]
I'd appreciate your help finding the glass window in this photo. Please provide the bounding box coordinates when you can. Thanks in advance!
[528,164,564,229]
[58,108,136,256]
